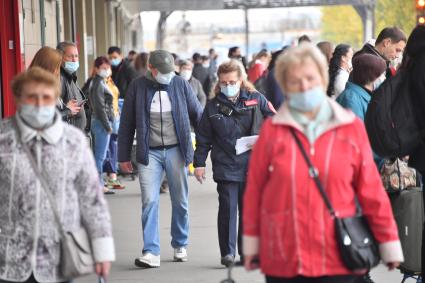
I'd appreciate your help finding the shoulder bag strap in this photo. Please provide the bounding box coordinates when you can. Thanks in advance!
[289,128,337,217]
[15,123,66,236]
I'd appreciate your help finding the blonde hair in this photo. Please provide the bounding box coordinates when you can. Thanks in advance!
[212,59,256,97]
[12,67,60,98]
[29,47,62,75]
[275,44,329,94]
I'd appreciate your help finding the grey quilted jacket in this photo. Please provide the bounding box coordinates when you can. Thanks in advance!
[0,113,115,283]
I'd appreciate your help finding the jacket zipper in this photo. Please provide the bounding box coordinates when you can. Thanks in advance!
[31,136,42,270]
[159,89,165,147]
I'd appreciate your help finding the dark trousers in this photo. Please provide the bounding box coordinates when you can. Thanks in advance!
[103,133,118,174]
[420,172,425,274]
[266,275,362,283]
[217,181,245,257]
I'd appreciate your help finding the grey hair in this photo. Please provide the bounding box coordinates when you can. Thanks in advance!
[275,44,329,94]
[56,41,77,54]
[178,59,193,68]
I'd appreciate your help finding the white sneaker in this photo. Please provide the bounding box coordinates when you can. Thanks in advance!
[134,253,160,268]
[174,247,188,262]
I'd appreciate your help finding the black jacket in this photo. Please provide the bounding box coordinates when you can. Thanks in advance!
[194,90,275,182]
[88,75,114,132]
[111,60,138,99]
[406,53,425,173]
[192,63,211,95]
[58,68,87,131]
[353,43,392,78]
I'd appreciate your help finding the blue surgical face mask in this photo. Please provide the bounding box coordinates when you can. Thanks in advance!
[155,71,175,85]
[19,104,56,129]
[111,58,122,67]
[288,86,326,112]
[373,75,386,91]
[220,84,240,98]
[64,61,79,74]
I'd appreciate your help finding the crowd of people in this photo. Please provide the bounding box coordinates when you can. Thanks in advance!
[2,21,425,283]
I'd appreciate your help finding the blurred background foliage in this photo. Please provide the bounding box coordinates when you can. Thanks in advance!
[321,0,416,49]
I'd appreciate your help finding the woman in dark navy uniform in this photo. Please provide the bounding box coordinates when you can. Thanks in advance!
[194,60,275,267]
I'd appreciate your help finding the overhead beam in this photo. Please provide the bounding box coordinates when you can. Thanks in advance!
[121,0,374,12]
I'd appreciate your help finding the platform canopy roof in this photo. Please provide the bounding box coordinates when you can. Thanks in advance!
[121,0,375,14]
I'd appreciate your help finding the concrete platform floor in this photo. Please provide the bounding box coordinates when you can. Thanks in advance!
[76,171,411,283]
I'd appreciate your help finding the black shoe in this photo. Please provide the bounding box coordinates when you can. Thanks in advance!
[362,273,375,283]
[220,255,235,267]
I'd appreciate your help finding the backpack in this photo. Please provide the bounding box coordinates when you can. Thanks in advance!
[365,70,422,158]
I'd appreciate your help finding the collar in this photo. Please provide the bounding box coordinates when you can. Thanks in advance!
[15,111,64,145]
[61,67,77,82]
[364,44,390,64]
[289,99,332,127]
[346,82,371,101]
[217,89,249,102]
[272,97,356,132]
[144,71,171,91]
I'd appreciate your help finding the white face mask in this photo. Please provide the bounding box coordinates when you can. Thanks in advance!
[373,73,386,91]
[19,104,56,129]
[180,70,192,81]
[155,71,175,85]
[98,69,110,78]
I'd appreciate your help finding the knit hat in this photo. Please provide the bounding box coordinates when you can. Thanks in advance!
[352,54,387,86]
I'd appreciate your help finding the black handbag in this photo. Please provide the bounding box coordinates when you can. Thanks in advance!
[290,128,380,271]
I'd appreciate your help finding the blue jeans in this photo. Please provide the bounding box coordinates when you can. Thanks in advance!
[91,118,111,185]
[137,146,189,255]
[103,118,120,174]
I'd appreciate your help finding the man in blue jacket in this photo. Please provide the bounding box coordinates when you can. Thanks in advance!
[118,50,203,268]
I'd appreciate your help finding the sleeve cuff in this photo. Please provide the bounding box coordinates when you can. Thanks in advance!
[243,235,259,256]
[379,240,404,263]
[92,237,116,262]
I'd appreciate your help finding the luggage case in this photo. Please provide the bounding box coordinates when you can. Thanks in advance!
[390,187,424,276]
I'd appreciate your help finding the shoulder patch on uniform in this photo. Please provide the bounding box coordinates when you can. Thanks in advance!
[268,101,277,114]
[245,99,258,106]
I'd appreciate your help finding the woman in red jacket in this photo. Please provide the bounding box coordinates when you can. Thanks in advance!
[243,44,403,283]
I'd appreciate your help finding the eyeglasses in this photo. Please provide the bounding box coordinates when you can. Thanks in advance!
[219,81,239,87]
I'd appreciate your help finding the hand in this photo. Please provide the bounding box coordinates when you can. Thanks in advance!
[66,99,81,115]
[386,261,400,270]
[95,261,111,278]
[107,129,113,134]
[244,255,260,271]
[119,161,133,174]
[194,167,206,184]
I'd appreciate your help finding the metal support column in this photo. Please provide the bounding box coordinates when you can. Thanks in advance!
[75,0,88,83]
[354,3,376,42]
